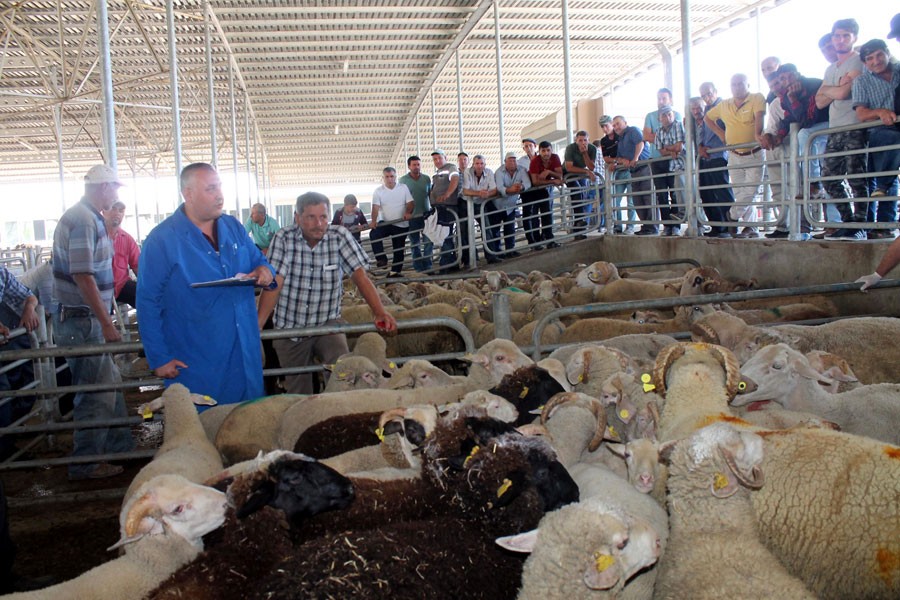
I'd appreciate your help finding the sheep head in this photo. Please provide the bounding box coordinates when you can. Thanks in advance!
[661,422,765,498]
[136,383,217,418]
[566,346,635,387]
[576,261,620,288]
[534,280,562,301]
[451,390,519,423]
[805,350,859,393]
[465,339,534,385]
[652,342,742,400]
[323,355,383,390]
[541,392,607,451]
[483,270,510,292]
[382,359,456,389]
[607,438,661,494]
[729,343,832,408]
[113,474,227,551]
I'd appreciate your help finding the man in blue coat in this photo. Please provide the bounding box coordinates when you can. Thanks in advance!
[137,163,275,406]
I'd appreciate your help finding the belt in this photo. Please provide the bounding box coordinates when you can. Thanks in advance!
[58,304,93,321]
[732,147,762,156]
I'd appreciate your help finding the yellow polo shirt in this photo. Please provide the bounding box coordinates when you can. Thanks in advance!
[706,93,766,145]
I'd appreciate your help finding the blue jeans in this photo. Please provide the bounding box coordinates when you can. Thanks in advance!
[868,126,900,194]
[53,315,133,477]
[798,121,829,183]
[407,216,433,272]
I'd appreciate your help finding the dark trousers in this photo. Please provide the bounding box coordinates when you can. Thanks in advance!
[698,157,735,232]
[565,179,591,232]
[485,202,516,254]
[629,165,656,232]
[521,187,553,244]
[369,224,408,274]
[435,206,458,269]
[115,280,137,308]
[273,320,349,395]
[651,159,674,220]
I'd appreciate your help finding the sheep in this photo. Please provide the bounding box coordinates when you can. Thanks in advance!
[651,342,744,443]
[676,265,757,296]
[565,345,637,398]
[348,331,396,375]
[731,343,900,445]
[486,365,568,426]
[559,315,685,345]
[497,461,668,600]
[549,335,679,375]
[198,403,240,445]
[619,266,688,281]
[8,475,228,600]
[691,312,900,384]
[381,358,464,389]
[342,302,467,357]
[321,354,384,392]
[653,423,815,599]
[536,357,572,391]
[124,384,224,503]
[595,372,662,443]
[458,296,501,347]
[211,339,534,464]
[483,270,511,291]
[804,349,859,393]
[539,392,608,468]
[749,426,900,599]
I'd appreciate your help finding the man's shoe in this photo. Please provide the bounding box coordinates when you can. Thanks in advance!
[871,190,887,198]
[386,272,404,278]
[634,228,657,236]
[504,251,522,258]
[765,230,789,239]
[832,228,867,241]
[716,232,733,239]
[68,463,124,481]
[486,255,502,264]
[530,245,544,252]
[735,227,759,238]
[573,234,588,241]
[375,259,388,268]
[545,241,561,249]
[624,226,637,234]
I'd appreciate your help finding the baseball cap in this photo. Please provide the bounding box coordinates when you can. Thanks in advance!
[598,115,612,125]
[888,13,900,39]
[431,149,446,156]
[504,151,517,160]
[111,200,126,210]
[859,38,888,62]
[775,63,798,76]
[658,105,674,116]
[521,137,536,144]
[84,164,123,186]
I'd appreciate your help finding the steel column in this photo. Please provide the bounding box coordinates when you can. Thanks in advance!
[96,0,117,169]
[205,0,218,167]
[492,0,506,156]
[166,0,182,182]
[561,0,573,144]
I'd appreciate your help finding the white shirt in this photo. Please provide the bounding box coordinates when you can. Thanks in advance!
[372,183,413,228]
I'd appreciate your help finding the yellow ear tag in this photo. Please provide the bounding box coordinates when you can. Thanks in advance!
[713,472,729,491]
[738,381,747,391]
[338,372,348,378]
[375,427,385,442]
[607,425,618,439]
[519,386,529,399]
[463,445,480,467]
[593,552,615,572]
[141,407,153,420]
[496,478,513,498]
[389,362,396,369]
[203,395,212,402]
[641,373,656,393]
[619,409,630,420]
[461,306,469,313]
[577,374,583,383]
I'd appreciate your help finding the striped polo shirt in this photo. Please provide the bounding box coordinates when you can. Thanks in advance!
[52,197,115,310]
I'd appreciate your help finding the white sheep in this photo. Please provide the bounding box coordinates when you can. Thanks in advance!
[322,354,384,392]
[749,426,900,599]
[381,359,464,389]
[549,334,678,374]
[732,343,900,445]
[497,461,668,600]
[124,384,224,503]
[653,423,815,599]
[7,474,227,600]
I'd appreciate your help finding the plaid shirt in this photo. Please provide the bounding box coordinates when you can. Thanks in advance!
[852,61,900,112]
[1,266,33,315]
[655,120,686,172]
[267,224,368,330]
[52,197,114,309]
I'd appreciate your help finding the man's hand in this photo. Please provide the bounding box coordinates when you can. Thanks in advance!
[0,323,9,345]
[250,265,274,288]
[19,305,39,332]
[374,311,398,334]
[154,359,188,378]
[855,272,882,292]
[101,320,122,343]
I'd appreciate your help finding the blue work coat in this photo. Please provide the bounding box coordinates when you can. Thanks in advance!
[137,205,275,406]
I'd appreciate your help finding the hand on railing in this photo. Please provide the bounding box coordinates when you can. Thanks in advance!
[855,272,882,292]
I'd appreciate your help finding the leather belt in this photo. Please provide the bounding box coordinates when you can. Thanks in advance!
[58,304,93,322]
[732,146,762,156]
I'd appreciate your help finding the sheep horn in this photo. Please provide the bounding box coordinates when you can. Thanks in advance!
[690,321,720,344]
[720,447,765,490]
[581,349,593,383]
[650,344,687,398]
[378,407,408,429]
[707,344,742,400]
[700,279,719,294]
[586,398,609,452]
[540,393,577,424]
[123,492,162,538]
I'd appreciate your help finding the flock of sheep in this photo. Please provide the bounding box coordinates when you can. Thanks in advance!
[6,261,900,600]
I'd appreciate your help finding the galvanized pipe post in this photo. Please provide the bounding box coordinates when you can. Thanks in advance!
[228,59,240,217]
[96,0,117,169]
[679,0,697,235]
[166,0,182,181]
[205,0,218,167]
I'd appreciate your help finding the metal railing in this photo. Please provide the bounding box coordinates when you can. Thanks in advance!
[529,279,900,359]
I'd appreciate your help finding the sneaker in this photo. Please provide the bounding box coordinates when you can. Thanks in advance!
[375,259,388,268]
[68,463,124,481]
[868,229,895,240]
[765,230,789,239]
[545,241,561,249]
[735,227,759,238]
[871,190,887,198]
[832,228,867,241]
[624,226,637,234]
[634,228,658,236]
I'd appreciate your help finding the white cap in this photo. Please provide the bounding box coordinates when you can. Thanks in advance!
[84,164,123,186]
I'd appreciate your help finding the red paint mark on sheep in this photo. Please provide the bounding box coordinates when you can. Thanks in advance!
[875,548,899,587]
[699,414,751,428]
[884,446,900,460]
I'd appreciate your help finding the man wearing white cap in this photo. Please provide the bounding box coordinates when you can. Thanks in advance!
[52,164,133,480]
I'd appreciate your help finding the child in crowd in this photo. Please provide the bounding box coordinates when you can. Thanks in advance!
[331,194,368,241]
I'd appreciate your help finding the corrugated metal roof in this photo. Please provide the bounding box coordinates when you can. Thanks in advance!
[0,0,782,187]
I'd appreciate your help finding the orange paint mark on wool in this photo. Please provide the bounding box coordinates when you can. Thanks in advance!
[700,413,751,428]
[884,446,900,460]
[875,548,899,587]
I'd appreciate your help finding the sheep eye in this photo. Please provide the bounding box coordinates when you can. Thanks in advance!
[617,537,629,550]
[172,505,185,515]
[772,361,784,370]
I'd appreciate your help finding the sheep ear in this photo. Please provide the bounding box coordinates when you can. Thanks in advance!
[583,554,622,590]
[361,372,379,387]
[710,471,740,499]
[606,442,627,458]
[236,479,277,519]
[322,363,336,373]
[107,532,145,552]
[495,529,539,553]
[791,356,833,384]
[658,440,679,464]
